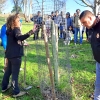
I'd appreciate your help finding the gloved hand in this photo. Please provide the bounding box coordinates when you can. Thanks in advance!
[28,24,38,36]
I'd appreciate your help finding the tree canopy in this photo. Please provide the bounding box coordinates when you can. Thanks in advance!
[11,6,22,13]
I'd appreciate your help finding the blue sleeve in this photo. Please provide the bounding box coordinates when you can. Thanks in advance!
[0,30,1,38]
[31,17,34,21]
[20,19,23,23]
[1,25,7,50]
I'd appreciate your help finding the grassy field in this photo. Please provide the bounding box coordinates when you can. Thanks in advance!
[0,17,95,100]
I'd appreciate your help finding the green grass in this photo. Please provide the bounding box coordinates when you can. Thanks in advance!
[0,17,95,100]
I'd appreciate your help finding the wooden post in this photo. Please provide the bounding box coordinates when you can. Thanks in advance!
[51,21,59,85]
[23,44,28,88]
[43,24,56,100]
[23,43,32,90]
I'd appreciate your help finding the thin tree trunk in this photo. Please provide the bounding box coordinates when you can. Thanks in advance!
[24,0,28,22]
[28,0,32,22]
[51,21,59,85]
[43,24,56,100]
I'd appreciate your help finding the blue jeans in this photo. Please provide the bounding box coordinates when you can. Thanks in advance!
[60,30,63,38]
[94,62,100,100]
[2,57,21,95]
[74,27,83,44]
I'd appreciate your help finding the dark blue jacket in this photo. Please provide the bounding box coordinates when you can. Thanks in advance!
[31,15,42,24]
[66,17,73,29]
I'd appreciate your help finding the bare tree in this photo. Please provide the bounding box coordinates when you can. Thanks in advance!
[0,0,8,11]
[12,0,23,13]
[74,0,100,15]
[21,0,32,22]
[0,0,7,4]
[11,0,32,22]
[28,0,32,21]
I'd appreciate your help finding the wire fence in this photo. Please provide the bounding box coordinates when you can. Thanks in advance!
[32,0,72,99]
[0,0,72,99]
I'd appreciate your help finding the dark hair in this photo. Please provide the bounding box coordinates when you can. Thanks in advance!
[51,11,54,14]
[38,11,41,13]
[66,12,70,16]
[7,14,19,30]
[55,10,59,13]
[76,9,80,12]
[79,10,93,20]
[15,12,19,15]
[6,15,14,29]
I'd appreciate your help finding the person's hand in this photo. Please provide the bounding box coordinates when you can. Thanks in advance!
[28,24,38,36]
[33,24,38,32]
[28,30,34,36]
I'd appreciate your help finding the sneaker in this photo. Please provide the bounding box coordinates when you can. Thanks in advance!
[2,69,5,73]
[13,91,26,97]
[63,41,67,45]
[68,41,70,45]
[20,68,23,71]
[2,84,11,92]
[74,43,76,45]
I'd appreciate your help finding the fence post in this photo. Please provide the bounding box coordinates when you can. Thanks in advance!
[43,24,56,100]
[51,21,59,85]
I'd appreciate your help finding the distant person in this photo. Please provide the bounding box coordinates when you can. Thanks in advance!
[80,10,100,100]
[51,11,55,20]
[59,11,66,39]
[1,24,7,72]
[66,26,73,45]
[31,11,43,40]
[59,23,64,38]
[45,15,52,40]
[74,9,83,45]
[63,12,73,40]
[72,13,76,34]
[66,12,73,30]
[54,10,61,37]
[1,14,37,97]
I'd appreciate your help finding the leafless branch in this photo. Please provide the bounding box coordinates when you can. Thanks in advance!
[74,0,88,7]
[81,0,93,8]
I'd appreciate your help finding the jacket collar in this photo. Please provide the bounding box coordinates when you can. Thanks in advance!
[93,17,100,27]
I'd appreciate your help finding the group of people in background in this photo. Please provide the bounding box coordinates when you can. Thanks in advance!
[31,9,100,100]
[31,9,91,45]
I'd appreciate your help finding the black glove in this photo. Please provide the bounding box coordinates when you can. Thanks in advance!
[28,24,38,36]
[28,30,34,36]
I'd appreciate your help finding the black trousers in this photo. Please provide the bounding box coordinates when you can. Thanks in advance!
[33,29,39,40]
[2,57,22,95]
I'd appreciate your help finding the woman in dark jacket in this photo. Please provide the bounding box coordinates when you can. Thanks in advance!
[1,14,37,97]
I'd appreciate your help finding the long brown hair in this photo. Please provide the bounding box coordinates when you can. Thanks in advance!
[6,14,19,30]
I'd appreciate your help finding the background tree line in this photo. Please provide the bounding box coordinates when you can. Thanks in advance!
[0,0,100,22]
[0,0,32,22]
